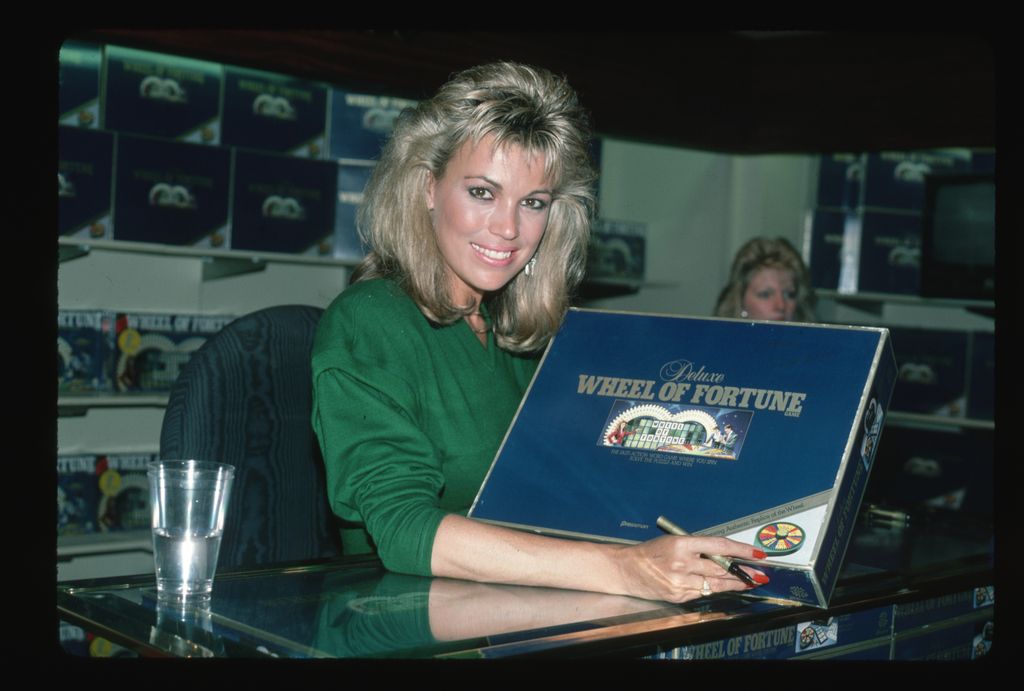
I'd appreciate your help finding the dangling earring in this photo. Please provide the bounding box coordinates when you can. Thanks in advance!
[524,255,537,276]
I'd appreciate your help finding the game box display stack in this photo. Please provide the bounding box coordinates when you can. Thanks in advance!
[806,149,994,295]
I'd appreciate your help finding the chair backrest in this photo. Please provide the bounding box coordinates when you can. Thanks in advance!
[159,305,342,568]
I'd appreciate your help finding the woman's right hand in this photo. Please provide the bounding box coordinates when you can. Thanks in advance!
[612,534,768,604]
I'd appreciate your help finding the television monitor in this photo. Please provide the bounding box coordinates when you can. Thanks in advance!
[919,173,995,301]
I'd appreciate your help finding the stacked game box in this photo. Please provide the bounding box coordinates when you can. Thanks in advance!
[807,149,990,295]
[57,454,100,536]
[59,41,430,261]
[967,331,994,421]
[112,133,231,248]
[328,88,417,161]
[58,41,102,129]
[864,424,993,516]
[222,66,328,159]
[806,154,863,293]
[892,587,994,660]
[888,326,969,418]
[662,605,894,660]
[58,310,115,394]
[230,150,339,256]
[103,45,223,145]
[470,309,897,608]
[95,453,154,533]
[113,312,234,393]
[58,126,115,240]
[586,218,646,288]
[333,162,374,262]
[57,452,155,536]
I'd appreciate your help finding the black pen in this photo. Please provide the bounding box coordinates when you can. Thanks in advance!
[656,515,758,588]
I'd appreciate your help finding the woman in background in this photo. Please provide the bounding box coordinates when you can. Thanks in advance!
[312,62,767,604]
[714,236,816,322]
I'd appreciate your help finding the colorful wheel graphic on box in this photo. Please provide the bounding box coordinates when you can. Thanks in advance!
[756,522,805,555]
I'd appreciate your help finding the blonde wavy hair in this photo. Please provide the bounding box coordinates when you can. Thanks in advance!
[713,237,817,321]
[351,61,597,353]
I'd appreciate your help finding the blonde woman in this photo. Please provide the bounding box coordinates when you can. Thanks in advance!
[313,62,767,603]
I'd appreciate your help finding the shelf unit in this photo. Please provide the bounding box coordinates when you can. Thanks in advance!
[885,411,994,432]
[816,289,995,320]
[57,530,155,583]
[57,237,352,576]
[58,236,360,280]
[58,394,169,417]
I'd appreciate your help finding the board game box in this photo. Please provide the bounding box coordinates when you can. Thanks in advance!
[586,218,646,287]
[469,309,897,607]
[58,41,102,129]
[58,126,114,240]
[333,162,374,262]
[57,454,100,536]
[230,149,339,256]
[112,133,231,248]
[113,312,233,393]
[328,88,417,161]
[222,65,328,158]
[95,453,153,533]
[58,309,115,394]
[667,604,893,660]
[103,45,223,145]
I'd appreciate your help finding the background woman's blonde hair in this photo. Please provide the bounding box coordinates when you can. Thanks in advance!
[351,61,597,352]
[713,237,817,321]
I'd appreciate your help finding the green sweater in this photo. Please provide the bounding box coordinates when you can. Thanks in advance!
[311,279,538,575]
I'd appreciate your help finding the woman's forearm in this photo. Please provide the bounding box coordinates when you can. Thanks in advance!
[430,514,627,593]
[430,514,766,603]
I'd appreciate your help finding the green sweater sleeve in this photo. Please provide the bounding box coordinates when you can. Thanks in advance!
[312,360,447,576]
[311,280,537,576]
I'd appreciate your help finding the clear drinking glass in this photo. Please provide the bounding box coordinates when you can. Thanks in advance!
[147,460,234,603]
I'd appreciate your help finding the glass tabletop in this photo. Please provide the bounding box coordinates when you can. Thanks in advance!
[58,510,993,659]
[59,554,790,658]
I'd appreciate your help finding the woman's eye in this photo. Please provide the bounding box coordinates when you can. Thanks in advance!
[522,198,549,211]
[468,187,493,200]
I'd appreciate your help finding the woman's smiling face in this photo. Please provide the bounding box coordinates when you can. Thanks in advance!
[427,134,553,309]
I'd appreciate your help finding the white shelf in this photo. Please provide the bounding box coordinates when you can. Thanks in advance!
[816,289,994,312]
[886,411,994,432]
[58,394,169,417]
[57,530,152,557]
[58,236,361,280]
[59,394,169,407]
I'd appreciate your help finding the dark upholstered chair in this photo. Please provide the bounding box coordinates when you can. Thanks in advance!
[159,305,342,569]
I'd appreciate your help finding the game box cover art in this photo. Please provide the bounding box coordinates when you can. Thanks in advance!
[469,308,897,607]
[599,400,752,461]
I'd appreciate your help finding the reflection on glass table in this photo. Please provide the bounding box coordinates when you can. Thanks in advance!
[58,554,785,659]
[58,510,992,659]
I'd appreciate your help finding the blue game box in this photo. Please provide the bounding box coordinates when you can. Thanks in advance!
[469,309,897,608]
[103,45,223,145]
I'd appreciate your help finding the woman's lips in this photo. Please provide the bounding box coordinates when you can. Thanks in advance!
[471,242,515,265]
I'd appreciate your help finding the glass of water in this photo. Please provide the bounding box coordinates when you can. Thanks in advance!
[147,460,235,603]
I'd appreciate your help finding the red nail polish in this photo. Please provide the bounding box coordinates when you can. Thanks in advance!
[753,549,767,559]
[753,573,770,585]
